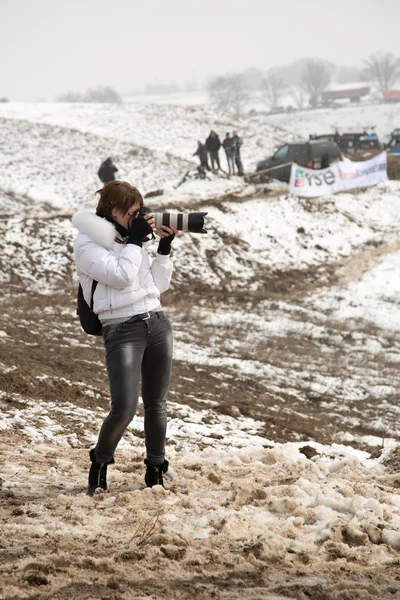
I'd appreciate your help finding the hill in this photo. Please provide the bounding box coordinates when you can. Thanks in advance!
[0,101,399,600]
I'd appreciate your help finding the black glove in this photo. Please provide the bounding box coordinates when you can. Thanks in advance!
[157,232,175,255]
[127,214,153,247]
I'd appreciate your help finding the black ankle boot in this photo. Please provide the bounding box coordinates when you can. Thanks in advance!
[144,459,169,488]
[88,449,114,496]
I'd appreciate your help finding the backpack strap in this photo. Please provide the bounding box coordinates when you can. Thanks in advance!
[90,280,98,311]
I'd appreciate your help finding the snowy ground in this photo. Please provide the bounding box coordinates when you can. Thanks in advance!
[0,101,399,600]
[1,400,399,599]
[0,102,291,180]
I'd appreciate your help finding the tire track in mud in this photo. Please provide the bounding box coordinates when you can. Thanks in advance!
[0,191,399,449]
[334,239,400,288]
[242,239,400,304]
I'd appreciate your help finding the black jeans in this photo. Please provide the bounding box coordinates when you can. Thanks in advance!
[94,312,173,465]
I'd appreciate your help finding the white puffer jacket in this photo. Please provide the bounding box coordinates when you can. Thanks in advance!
[72,211,173,321]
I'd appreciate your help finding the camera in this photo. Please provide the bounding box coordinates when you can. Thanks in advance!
[140,207,208,234]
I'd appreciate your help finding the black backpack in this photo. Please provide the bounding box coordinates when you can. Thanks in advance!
[77,280,103,336]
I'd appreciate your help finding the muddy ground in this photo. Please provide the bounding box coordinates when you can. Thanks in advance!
[1,272,400,599]
[0,196,400,599]
[1,238,398,449]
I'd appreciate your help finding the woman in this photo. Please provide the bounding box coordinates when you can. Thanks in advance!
[72,181,177,495]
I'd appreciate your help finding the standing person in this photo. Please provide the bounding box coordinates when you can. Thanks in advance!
[231,131,244,176]
[98,157,118,184]
[193,140,210,171]
[222,132,235,175]
[205,130,221,171]
[72,181,178,495]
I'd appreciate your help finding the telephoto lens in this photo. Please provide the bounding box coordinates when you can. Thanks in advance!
[153,212,208,234]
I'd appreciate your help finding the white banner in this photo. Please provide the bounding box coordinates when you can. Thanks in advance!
[289,152,388,197]
[338,152,388,190]
[289,163,342,197]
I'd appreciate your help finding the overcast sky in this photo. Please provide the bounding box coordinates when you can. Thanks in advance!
[1,0,399,101]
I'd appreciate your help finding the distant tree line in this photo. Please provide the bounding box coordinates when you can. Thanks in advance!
[56,85,122,103]
[52,52,400,111]
[56,80,199,102]
[207,52,400,116]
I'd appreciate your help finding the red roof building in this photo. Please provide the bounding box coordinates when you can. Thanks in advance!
[321,87,370,102]
[384,90,400,102]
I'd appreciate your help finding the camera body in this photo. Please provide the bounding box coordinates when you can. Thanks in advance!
[140,207,207,234]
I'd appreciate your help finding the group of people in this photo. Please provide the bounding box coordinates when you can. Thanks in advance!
[194,130,244,176]
[97,130,245,190]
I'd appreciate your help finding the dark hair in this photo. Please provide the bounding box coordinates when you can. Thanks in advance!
[96,181,144,222]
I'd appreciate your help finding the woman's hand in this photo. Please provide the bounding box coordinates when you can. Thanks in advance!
[143,212,156,231]
[128,211,155,231]
[127,212,155,246]
[156,226,178,255]
[155,225,178,238]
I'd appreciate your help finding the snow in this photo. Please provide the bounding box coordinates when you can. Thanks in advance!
[1,394,399,553]
[312,247,400,331]
[0,98,399,599]
[0,101,289,179]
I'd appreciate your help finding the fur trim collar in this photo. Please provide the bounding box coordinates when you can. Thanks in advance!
[72,211,116,249]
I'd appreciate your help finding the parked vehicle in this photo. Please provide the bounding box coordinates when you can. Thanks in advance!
[256,139,342,182]
[310,131,382,154]
[383,129,400,157]
[337,132,382,153]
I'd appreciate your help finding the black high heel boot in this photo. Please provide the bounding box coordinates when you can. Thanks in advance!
[144,459,169,488]
[88,449,114,496]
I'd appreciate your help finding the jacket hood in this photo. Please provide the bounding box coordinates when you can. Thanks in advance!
[72,211,116,249]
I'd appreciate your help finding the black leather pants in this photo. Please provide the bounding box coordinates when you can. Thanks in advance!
[94,312,173,465]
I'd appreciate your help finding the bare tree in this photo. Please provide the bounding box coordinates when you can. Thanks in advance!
[301,60,333,108]
[208,73,250,117]
[363,52,400,98]
[56,91,83,102]
[262,74,286,110]
[208,75,232,112]
[84,86,122,103]
[290,86,307,110]
[228,74,251,117]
